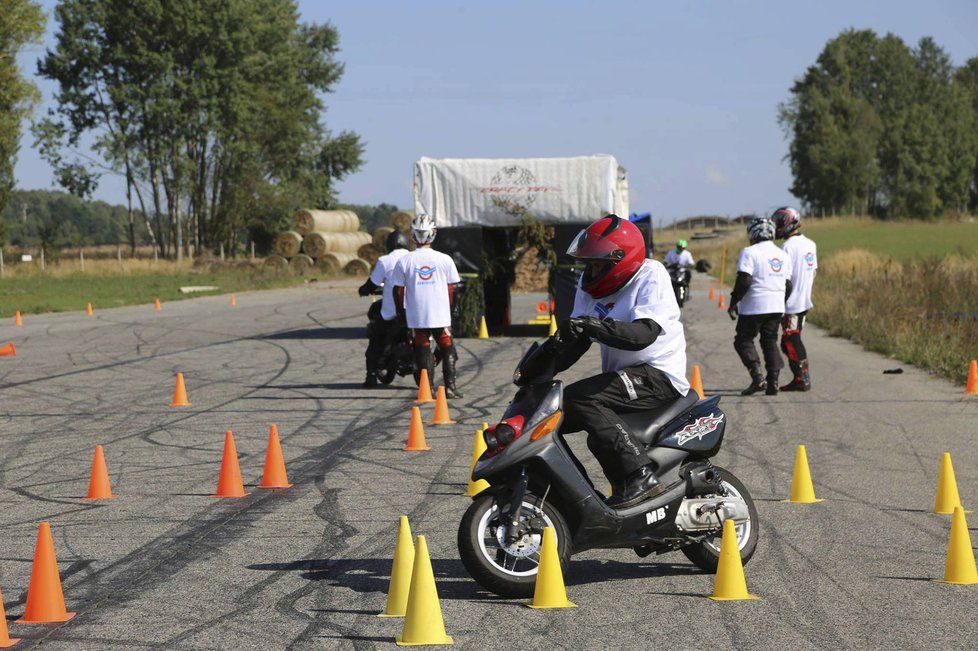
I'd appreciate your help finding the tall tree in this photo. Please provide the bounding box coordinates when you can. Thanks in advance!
[0,0,45,218]
[36,0,363,258]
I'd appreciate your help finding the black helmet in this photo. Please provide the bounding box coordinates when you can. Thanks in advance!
[386,230,410,253]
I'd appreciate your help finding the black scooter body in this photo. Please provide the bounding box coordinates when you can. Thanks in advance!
[472,346,727,554]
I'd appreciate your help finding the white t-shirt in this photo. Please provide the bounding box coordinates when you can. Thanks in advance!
[571,259,690,396]
[782,234,817,314]
[369,248,409,321]
[736,240,792,315]
[663,249,694,268]
[390,247,461,329]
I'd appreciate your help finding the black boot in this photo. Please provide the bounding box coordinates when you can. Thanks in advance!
[442,345,464,398]
[741,364,766,395]
[606,465,665,509]
[765,370,779,395]
[413,345,435,388]
[781,360,811,391]
[362,371,378,388]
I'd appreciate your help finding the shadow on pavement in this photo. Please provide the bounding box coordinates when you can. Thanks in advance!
[262,327,362,340]
[247,556,701,600]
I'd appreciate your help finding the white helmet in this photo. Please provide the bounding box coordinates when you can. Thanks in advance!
[747,216,775,244]
[411,213,436,245]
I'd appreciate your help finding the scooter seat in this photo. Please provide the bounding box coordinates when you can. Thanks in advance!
[620,391,700,446]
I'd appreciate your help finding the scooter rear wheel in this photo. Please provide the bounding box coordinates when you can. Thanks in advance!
[681,467,758,572]
[458,491,571,599]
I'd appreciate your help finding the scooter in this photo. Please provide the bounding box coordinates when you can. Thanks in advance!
[457,334,758,598]
[667,263,691,308]
[364,290,441,386]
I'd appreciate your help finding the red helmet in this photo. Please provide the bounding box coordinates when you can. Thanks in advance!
[567,215,645,298]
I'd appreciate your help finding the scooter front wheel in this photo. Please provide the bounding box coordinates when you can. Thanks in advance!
[458,492,571,598]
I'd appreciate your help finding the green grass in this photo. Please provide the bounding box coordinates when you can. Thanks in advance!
[803,217,978,260]
[0,266,314,318]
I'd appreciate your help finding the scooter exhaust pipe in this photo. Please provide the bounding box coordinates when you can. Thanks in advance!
[684,464,721,497]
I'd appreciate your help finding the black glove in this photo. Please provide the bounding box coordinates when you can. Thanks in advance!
[357,283,372,297]
[568,316,602,340]
[727,304,739,320]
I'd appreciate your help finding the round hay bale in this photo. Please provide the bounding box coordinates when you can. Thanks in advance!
[389,210,413,232]
[292,209,361,235]
[263,255,289,272]
[305,231,371,257]
[288,254,315,275]
[372,226,394,249]
[358,243,383,265]
[318,252,357,274]
[344,257,371,276]
[275,230,303,257]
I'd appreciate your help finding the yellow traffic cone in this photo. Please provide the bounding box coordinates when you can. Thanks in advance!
[379,516,416,617]
[548,315,557,337]
[395,535,453,646]
[934,452,963,515]
[528,527,575,609]
[690,365,705,399]
[939,506,978,585]
[465,427,490,497]
[786,444,824,503]
[478,316,489,339]
[709,519,758,600]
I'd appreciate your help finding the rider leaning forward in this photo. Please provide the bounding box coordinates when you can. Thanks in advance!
[553,215,690,509]
[358,230,411,388]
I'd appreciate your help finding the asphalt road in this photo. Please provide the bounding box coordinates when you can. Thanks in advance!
[0,275,975,649]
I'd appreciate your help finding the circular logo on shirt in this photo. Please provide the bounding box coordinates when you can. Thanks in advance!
[416,265,434,281]
[805,252,815,267]
[768,257,784,272]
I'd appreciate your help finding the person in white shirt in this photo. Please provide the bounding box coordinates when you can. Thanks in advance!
[773,207,816,391]
[727,216,793,396]
[553,215,690,509]
[358,230,411,388]
[663,239,694,275]
[390,214,464,397]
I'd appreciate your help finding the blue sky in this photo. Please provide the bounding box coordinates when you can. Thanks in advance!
[13,0,978,223]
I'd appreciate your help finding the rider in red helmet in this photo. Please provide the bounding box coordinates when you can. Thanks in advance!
[554,215,691,509]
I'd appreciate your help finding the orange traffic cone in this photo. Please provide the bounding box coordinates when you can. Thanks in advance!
[0,586,19,647]
[415,369,434,404]
[154,298,162,311]
[14,310,22,326]
[0,343,15,357]
[690,365,705,399]
[430,386,456,425]
[709,286,716,301]
[229,293,236,307]
[170,372,190,406]
[85,302,93,316]
[85,445,114,499]
[214,430,248,497]
[966,360,978,395]
[17,522,75,623]
[404,407,430,451]
[717,294,726,310]
[259,424,292,488]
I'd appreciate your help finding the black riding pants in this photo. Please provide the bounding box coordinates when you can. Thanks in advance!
[563,365,681,481]
[734,313,783,373]
[365,317,395,370]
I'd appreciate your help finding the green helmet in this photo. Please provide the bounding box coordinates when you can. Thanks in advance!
[676,239,687,251]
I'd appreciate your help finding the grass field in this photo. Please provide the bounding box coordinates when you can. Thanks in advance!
[0,258,321,318]
[693,216,978,385]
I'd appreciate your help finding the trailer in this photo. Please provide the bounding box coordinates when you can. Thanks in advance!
[415,155,650,335]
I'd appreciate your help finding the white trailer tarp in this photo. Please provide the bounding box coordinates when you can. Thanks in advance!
[414,155,628,227]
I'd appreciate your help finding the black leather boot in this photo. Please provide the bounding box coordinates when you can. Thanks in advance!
[606,465,665,509]
[781,359,811,391]
[362,371,378,389]
[765,370,779,395]
[442,345,464,398]
[413,345,435,388]
[741,364,766,395]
